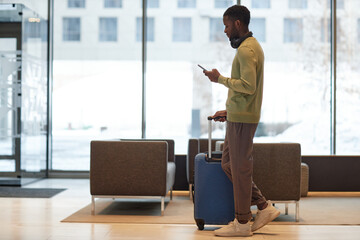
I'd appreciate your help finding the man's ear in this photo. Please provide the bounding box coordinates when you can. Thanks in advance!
[234,20,242,29]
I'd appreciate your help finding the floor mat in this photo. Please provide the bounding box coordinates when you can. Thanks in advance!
[0,187,66,198]
[62,192,360,225]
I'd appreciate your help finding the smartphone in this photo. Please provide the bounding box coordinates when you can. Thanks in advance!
[198,64,207,71]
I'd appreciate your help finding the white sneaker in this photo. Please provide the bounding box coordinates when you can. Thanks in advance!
[251,201,280,232]
[214,219,253,237]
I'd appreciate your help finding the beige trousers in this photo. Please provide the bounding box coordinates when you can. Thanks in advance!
[221,121,267,221]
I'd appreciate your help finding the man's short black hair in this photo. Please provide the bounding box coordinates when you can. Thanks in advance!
[223,5,250,27]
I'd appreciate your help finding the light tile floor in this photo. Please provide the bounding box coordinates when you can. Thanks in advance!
[0,179,359,240]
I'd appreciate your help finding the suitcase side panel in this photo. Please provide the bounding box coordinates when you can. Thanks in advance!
[194,153,235,225]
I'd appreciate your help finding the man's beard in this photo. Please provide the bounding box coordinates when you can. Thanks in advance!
[229,31,240,42]
[229,32,240,42]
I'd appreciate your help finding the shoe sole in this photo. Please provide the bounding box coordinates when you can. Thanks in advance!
[251,210,281,232]
[214,232,253,237]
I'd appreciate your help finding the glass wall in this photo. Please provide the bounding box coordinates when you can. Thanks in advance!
[52,0,142,170]
[51,0,358,171]
[336,0,360,154]
[147,0,332,155]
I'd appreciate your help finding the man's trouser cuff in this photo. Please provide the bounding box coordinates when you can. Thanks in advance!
[235,212,252,221]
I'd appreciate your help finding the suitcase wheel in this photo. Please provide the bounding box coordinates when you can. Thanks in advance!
[195,219,205,230]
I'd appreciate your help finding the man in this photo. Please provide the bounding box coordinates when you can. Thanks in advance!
[203,5,280,237]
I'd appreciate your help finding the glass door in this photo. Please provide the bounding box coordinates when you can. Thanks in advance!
[0,3,48,184]
[0,22,22,184]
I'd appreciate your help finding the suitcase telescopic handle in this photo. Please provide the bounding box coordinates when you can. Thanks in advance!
[208,117,212,159]
[207,116,226,159]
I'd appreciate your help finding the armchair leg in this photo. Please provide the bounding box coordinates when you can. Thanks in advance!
[189,184,193,200]
[296,201,299,222]
[161,197,165,216]
[285,203,289,215]
[170,188,173,200]
[91,196,95,215]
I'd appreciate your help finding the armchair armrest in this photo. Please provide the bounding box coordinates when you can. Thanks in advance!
[120,139,175,162]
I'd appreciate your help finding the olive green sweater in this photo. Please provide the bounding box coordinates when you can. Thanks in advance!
[218,37,264,123]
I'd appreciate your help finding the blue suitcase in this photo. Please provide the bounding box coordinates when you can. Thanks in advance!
[194,117,235,230]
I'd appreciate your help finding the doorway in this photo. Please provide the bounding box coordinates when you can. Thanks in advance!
[0,3,49,185]
[0,22,22,185]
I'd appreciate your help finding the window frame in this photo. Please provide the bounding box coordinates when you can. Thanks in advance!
[288,0,307,9]
[214,0,234,9]
[99,17,118,42]
[67,0,85,8]
[283,18,303,43]
[250,17,266,42]
[178,0,196,8]
[136,17,155,42]
[62,17,81,42]
[251,0,271,9]
[172,17,192,42]
[209,17,227,42]
[141,0,160,8]
[104,0,122,8]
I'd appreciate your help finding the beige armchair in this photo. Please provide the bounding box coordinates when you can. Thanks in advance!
[252,143,301,221]
[90,140,176,216]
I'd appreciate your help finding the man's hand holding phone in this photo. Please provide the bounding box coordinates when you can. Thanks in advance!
[198,64,220,83]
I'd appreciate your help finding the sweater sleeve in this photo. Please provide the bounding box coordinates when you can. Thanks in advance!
[218,46,257,95]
